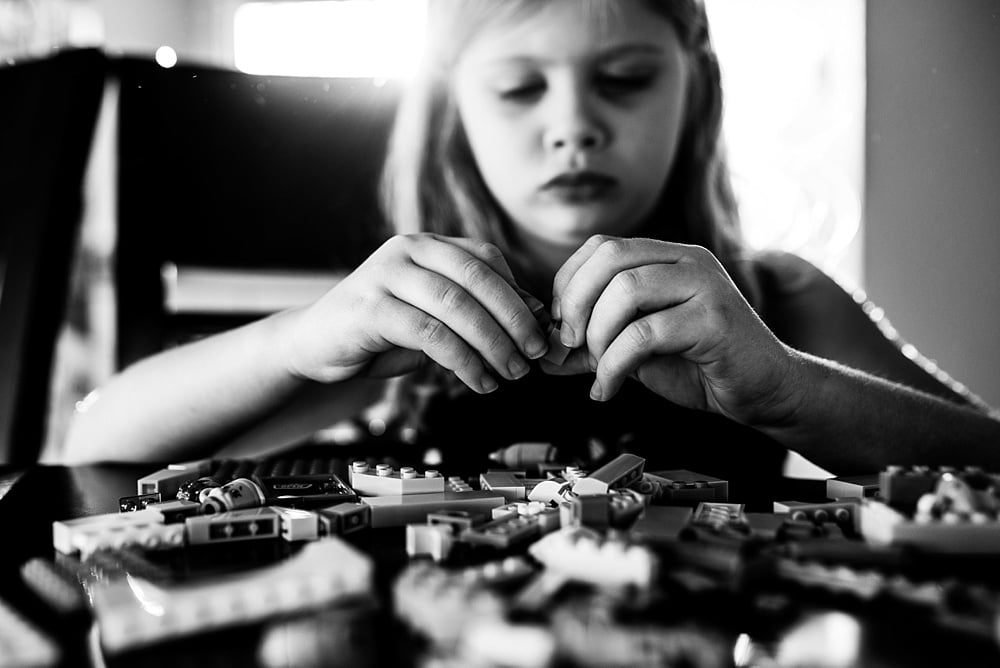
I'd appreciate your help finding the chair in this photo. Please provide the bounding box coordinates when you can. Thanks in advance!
[112,57,400,369]
[0,49,107,465]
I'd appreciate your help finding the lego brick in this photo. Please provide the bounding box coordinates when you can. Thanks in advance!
[426,509,486,534]
[361,491,505,528]
[316,502,371,535]
[53,509,166,555]
[459,514,543,549]
[859,499,1000,554]
[145,499,202,523]
[254,473,356,509]
[571,453,645,496]
[773,500,859,531]
[92,537,373,655]
[272,507,320,542]
[479,471,527,502]
[878,465,957,509]
[541,326,572,365]
[119,492,162,512]
[185,507,281,545]
[645,469,729,504]
[825,474,879,500]
[137,467,201,500]
[691,502,746,530]
[629,505,695,544]
[528,526,657,588]
[349,462,445,496]
[446,476,474,492]
[527,478,572,504]
[73,521,186,557]
[201,477,267,514]
[406,524,454,562]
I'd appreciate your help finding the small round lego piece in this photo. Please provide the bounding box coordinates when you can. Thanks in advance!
[351,461,369,473]
[400,467,417,479]
[376,464,393,477]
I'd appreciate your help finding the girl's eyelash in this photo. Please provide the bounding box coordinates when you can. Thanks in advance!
[496,72,657,102]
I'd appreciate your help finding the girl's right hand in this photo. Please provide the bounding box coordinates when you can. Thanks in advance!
[281,234,550,393]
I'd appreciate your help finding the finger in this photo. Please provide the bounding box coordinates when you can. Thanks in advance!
[373,297,499,394]
[591,303,706,401]
[556,237,694,350]
[551,234,610,321]
[409,237,548,361]
[432,235,550,332]
[388,264,533,382]
[586,263,699,361]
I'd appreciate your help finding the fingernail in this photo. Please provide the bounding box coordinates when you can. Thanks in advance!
[551,297,561,321]
[524,334,547,359]
[590,379,603,401]
[481,375,498,393]
[507,355,529,379]
[588,354,598,371]
[560,323,575,348]
[525,295,545,314]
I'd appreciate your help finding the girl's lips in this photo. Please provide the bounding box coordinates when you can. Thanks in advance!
[542,172,617,202]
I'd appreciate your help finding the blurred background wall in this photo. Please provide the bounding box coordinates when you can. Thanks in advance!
[867,0,1000,409]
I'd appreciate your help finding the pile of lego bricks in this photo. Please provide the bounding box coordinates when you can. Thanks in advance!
[8,454,1000,667]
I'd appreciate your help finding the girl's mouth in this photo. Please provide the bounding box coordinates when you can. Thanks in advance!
[542,171,617,202]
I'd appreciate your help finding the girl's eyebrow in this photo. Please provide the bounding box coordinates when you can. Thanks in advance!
[482,43,668,68]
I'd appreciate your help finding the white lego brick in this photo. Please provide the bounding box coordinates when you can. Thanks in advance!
[185,507,281,545]
[272,507,320,542]
[73,522,186,557]
[349,463,445,496]
[93,537,373,654]
[405,524,454,562]
[528,526,657,588]
[53,509,165,555]
[571,453,645,496]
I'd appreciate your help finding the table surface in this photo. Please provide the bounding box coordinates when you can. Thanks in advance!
[2,445,1000,668]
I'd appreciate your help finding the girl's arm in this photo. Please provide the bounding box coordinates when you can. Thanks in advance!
[61,307,384,464]
[61,234,550,464]
[545,236,1000,474]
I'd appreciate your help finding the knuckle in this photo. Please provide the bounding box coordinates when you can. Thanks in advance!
[612,268,643,297]
[417,316,449,347]
[625,318,654,349]
[593,236,629,263]
[461,257,492,291]
[434,282,468,312]
[476,241,505,265]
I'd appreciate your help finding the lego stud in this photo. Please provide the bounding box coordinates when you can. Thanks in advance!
[425,470,440,478]
[400,467,417,479]
[376,464,393,477]
[352,461,370,474]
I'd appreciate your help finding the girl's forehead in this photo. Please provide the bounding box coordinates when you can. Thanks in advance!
[456,0,678,66]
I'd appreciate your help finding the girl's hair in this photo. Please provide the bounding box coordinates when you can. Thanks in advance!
[380,0,761,306]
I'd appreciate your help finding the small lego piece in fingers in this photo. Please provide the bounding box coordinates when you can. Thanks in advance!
[541,323,572,366]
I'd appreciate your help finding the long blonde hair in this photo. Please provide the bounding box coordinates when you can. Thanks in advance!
[380,0,759,305]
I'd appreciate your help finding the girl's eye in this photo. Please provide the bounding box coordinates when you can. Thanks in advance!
[595,72,657,96]
[498,81,545,102]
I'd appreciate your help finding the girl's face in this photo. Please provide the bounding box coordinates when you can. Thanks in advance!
[453,0,689,264]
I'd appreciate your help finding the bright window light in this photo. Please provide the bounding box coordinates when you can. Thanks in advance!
[706,0,866,288]
[234,0,428,78]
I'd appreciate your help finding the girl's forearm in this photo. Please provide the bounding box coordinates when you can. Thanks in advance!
[759,350,1000,475]
[60,308,375,464]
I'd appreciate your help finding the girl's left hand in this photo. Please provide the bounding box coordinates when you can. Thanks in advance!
[542,235,801,429]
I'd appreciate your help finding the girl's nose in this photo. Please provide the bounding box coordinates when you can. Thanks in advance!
[543,89,607,153]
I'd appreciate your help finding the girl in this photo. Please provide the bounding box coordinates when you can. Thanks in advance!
[63,0,1000,495]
